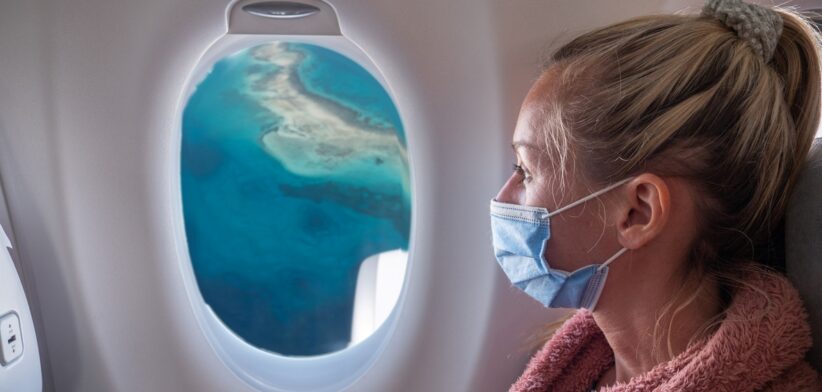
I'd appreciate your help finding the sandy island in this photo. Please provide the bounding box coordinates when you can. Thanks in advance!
[249,42,409,194]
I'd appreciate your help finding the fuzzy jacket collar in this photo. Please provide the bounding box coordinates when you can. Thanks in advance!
[509,269,821,391]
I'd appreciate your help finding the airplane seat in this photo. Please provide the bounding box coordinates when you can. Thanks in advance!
[785,137,822,372]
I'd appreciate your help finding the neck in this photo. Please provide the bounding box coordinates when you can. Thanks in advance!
[592,270,722,386]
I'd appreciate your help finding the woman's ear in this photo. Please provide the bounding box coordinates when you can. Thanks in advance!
[616,173,671,250]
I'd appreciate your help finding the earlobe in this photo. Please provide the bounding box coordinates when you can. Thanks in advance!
[617,173,670,250]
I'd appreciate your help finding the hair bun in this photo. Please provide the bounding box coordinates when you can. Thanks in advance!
[701,0,783,62]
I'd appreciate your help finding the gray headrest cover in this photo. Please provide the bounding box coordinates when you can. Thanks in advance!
[786,138,822,371]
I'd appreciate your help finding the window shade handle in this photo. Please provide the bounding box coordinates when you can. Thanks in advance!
[227,0,341,35]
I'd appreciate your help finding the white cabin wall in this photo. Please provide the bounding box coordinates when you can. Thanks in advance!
[0,0,245,390]
[0,0,75,390]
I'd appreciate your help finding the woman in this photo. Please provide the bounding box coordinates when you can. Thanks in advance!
[489,0,822,390]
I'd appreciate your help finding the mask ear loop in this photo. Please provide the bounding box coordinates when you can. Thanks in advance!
[597,247,628,271]
[546,177,634,218]
[538,176,634,271]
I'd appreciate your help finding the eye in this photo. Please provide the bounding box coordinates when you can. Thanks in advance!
[511,163,533,183]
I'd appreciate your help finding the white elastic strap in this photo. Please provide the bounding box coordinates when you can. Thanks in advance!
[597,247,628,271]
[547,177,634,218]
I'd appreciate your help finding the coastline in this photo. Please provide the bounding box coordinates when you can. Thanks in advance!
[249,42,410,189]
[251,43,399,137]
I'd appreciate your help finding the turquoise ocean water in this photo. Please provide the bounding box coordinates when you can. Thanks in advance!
[181,42,410,356]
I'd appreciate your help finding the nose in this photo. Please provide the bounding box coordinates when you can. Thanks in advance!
[494,174,519,204]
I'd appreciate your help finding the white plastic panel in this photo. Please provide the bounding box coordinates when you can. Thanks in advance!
[1,312,24,365]
[0,224,42,391]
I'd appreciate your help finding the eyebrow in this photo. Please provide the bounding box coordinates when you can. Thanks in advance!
[512,142,542,151]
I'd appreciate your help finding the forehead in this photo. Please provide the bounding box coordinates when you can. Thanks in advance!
[513,70,560,153]
[512,108,541,154]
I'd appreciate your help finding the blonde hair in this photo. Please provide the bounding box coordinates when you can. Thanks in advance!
[525,6,822,358]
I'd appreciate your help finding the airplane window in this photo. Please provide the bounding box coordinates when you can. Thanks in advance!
[180,41,411,356]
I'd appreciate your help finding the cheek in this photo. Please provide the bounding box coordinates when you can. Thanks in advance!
[524,177,554,207]
[544,216,591,271]
[544,209,618,272]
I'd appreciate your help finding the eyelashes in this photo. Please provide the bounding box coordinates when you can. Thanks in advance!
[511,163,532,182]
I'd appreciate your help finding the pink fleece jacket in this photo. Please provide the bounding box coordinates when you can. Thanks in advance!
[509,269,822,391]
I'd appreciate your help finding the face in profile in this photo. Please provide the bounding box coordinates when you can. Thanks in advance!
[494,70,626,276]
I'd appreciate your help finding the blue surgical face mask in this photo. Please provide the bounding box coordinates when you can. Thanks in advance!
[489,178,632,310]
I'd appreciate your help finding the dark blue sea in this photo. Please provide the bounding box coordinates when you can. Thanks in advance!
[180,42,410,356]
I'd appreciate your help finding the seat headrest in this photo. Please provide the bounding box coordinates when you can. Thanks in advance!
[785,137,822,371]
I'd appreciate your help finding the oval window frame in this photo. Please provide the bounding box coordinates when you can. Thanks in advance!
[170,32,416,391]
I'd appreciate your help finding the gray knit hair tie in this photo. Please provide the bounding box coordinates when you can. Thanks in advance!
[701,0,783,62]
